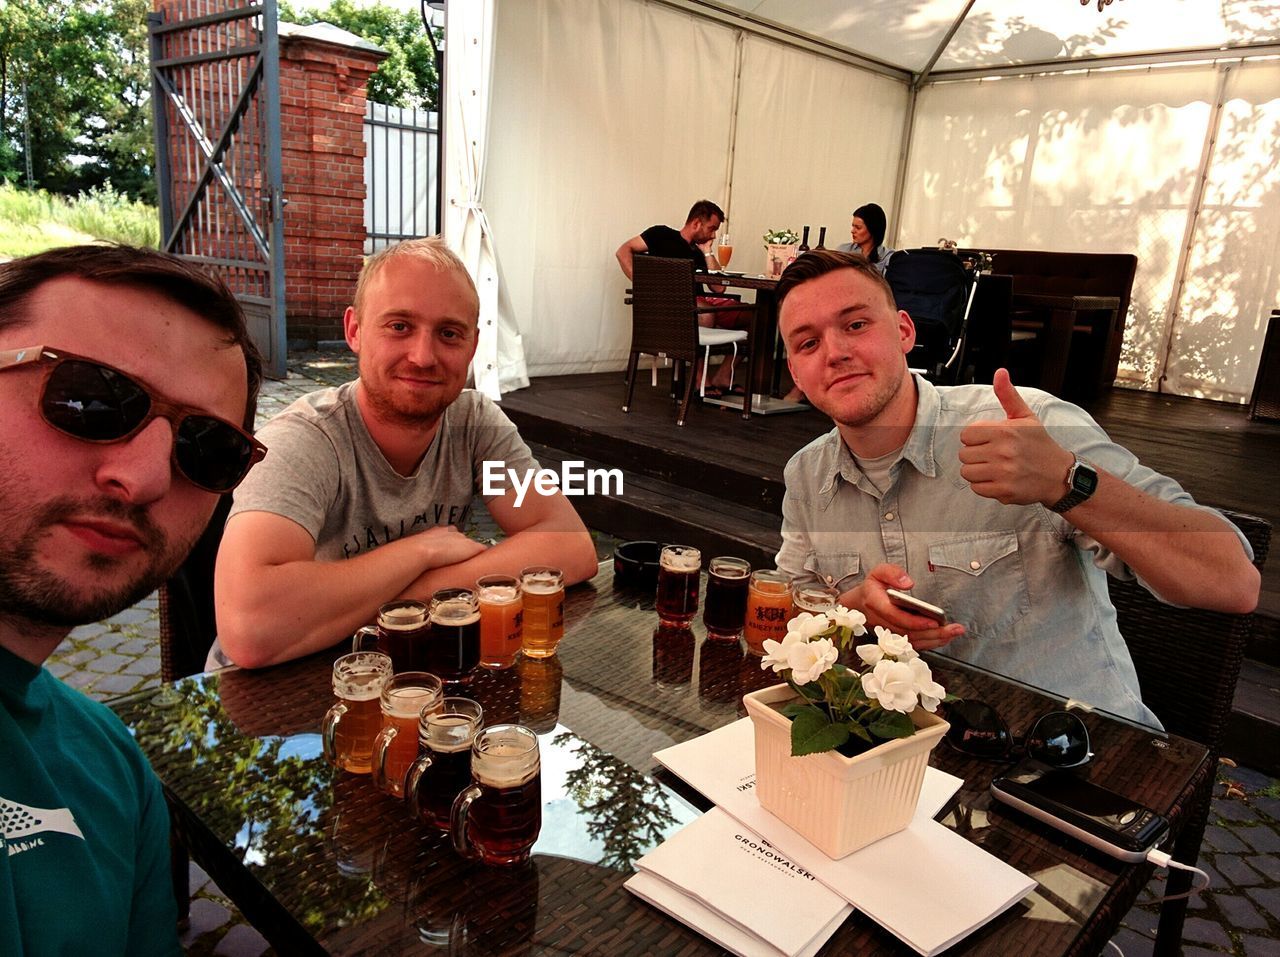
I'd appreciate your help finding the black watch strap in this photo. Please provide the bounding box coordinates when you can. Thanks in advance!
[1050,455,1098,513]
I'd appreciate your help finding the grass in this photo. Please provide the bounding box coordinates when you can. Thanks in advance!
[0,183,159,258]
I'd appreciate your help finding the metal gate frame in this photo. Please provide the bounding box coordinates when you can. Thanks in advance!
[148,0,287,379]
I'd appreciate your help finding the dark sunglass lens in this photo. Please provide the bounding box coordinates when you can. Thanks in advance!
[1025,712,1091,768]
[43,360,150,440]
[175,416,254,492]
[944,700,1012,759]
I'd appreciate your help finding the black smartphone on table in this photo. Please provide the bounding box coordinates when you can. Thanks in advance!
[991,758,1170,862]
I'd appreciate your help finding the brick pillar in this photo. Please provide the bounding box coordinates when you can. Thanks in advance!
[278,29,386,344]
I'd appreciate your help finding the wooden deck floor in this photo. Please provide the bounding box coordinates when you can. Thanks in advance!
[499,372,1280,618]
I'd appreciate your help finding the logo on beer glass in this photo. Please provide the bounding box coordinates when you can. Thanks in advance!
[452,724,542,866]
[322,652,393,774]
[371,672,445,797]
[406,697,484,830]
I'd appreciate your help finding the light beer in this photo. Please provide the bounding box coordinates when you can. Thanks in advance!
[371,672,444,797]
[703,556,750,635]
[406,697,484,830]
[743,570,793,656]
[351,599,432,672]
[519,567,564,658]
[425,588,481,684]
[656,545,700,624]
[452,724,542,866]
[322,652,392,774]
[793,583,838,615]
[477,575,523,669]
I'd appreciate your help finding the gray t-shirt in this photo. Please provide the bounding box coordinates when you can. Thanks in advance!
[230,381,539,561]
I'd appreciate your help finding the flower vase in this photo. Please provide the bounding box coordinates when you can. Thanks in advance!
[743,683,949,858]
[764,243,798,279]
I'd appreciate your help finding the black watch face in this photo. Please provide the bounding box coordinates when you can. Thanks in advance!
[1074,465,1099,496]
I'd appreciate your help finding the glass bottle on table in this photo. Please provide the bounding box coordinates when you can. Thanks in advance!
[816,226,827,249]
[798,226,811,254]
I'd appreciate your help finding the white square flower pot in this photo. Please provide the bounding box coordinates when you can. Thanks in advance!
[743,683,949,859]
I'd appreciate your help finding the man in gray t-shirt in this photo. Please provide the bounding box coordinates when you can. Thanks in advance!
[213,238,598,668]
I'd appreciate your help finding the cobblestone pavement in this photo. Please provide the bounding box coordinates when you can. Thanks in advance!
[46,351,1280,956]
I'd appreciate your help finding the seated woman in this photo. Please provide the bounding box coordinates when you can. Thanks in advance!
[836,203,897,275]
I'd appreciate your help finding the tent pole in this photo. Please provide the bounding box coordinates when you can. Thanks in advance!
[914,0,976,91]
[888,84,917,247]
[723,32,744,222]
[1156,62,1233,394]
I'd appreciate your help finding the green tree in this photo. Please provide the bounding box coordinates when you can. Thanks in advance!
[279,0,439,109]
[0,0,153,201]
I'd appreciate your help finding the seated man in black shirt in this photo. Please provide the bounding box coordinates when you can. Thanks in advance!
[616,199,751,394]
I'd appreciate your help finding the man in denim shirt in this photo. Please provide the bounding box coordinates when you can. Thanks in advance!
[773,251,1259,725]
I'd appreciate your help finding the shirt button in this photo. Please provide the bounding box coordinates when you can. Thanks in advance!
[970,560,981,570]
[884,512,894,521]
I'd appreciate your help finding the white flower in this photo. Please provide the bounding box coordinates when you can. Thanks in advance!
[786,638,838,686]
[908,658,946,712]
[860,659,919,713]
[829,605,867,636]
[855,643,883,666]
[874,625,913,659]
[786,612,832,640]
[760,631,803,674]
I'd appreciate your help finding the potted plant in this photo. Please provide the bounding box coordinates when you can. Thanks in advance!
[762,227,800,279]
[742,609,953,858]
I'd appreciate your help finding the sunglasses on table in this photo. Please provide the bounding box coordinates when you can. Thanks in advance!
[0,345,266,493]
[943,698,1093,768]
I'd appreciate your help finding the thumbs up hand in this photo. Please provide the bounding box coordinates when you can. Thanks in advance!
[958,369,1076,506]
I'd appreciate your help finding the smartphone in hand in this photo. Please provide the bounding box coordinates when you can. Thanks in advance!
[885,588,947,625]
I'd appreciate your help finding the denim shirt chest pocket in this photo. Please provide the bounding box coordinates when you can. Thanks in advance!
[924,531,1030,639]
[803,551,862,593]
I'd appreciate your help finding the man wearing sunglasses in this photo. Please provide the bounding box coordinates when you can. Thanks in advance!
[213,236,597,668]
[0,244,263,955]
[773,250,1260,726]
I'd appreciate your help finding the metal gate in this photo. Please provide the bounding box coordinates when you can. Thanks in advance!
[148,0,286,379]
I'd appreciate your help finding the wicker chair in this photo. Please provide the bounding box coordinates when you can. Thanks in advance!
[1111,508,1271,955]
[624,254,752,425]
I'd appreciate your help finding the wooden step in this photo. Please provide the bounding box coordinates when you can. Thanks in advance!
[1224,659,1280,776]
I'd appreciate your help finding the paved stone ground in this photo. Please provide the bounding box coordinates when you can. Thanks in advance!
[46,351,1280,956]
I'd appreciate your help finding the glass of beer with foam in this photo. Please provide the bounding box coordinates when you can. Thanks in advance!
[406,697,484,830]
[322,652,392,774]
[451,724,542,866]
[476,574,523,669]
[519,567,564,658]
[425,588,481,685]
[371,672,444,797]
[656,545,701,624]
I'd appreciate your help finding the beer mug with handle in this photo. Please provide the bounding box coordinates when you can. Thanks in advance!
[451,724,542,866]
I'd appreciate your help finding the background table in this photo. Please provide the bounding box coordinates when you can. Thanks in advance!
[113,564,1209,955]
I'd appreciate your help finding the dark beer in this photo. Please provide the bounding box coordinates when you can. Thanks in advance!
[656,545,700,624]
[703,556,750,635]
[452,725,542,866]
[352,599,432,672]
[426,588,481,684]
[406,698,484,830]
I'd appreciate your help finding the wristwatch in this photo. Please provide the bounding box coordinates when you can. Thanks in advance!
[1049,454,1098,513]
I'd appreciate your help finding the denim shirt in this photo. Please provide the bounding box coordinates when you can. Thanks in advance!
[776,377,1251,727]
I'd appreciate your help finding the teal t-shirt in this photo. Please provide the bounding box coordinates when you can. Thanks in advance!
[0,644,179,956]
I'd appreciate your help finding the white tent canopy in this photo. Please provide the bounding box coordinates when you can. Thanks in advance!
[449,0,1280,402]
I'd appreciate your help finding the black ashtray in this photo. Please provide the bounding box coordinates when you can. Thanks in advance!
[613,541,664,590]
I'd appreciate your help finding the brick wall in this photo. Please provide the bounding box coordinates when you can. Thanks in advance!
[278,35,385,344]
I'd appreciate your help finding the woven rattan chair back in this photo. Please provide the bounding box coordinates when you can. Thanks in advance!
[1113,508,1270,748]
[629,254,700,363]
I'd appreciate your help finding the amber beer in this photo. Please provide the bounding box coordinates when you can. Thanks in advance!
[406,697,484,830]
[452,724,542,866]
[656,545,700,624]
[371,672,444,797]
[743,570,794,656]
[520,567,564,658]
[425,588,481,684]
[477,575,523,669]
[518,655,563,733]
[352,599,431,672]
[793,583,838,615]
[322,652,392,774]
[703,556,750,635]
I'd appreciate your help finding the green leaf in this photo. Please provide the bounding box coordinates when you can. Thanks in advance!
[780,701,816,719]
[791,709,851,756]
[867,710,916,740]
[790,679,825,702]
[845,721,873,743]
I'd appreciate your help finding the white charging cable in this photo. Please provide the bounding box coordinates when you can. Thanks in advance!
[1144,847,1211,902]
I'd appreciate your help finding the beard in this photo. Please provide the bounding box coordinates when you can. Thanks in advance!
[0,493,195,629]
[815,367,908,431]
[359,356,464,429]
